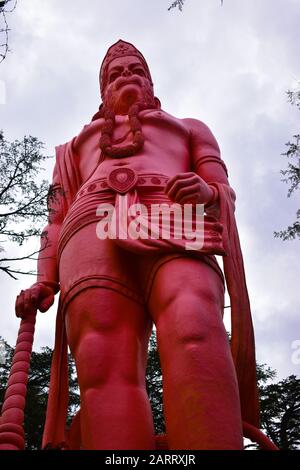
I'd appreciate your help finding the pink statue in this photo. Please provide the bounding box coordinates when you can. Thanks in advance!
[14,40,260,450]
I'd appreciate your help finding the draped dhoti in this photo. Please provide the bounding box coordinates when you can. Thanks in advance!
[57,169,225,308]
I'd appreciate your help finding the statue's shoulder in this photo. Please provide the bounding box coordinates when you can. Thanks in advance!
[182,117,213,135]
[56,119,104,154]
[77,119,104,139]
[182,117,219,150]
[154,109,191,134]
[159,111,213,136]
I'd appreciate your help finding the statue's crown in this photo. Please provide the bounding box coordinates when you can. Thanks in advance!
[100,40,152,98]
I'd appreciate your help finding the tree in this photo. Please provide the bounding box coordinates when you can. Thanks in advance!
[146,331,165,434]
[274,86,300,240]
[0,0,17,63]
[259,375,300,450]
[256,362,277,386]
[0,337,80,450]
[0,131,50,279]
[168,0,186,11]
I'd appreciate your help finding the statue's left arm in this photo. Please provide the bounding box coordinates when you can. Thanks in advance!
[165,118,235,218]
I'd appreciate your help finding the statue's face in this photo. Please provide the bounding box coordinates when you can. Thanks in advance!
[103,55,153,114]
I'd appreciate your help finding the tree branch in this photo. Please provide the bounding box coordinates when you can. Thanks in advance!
[0,0,17,63]
[0,191,48,217]
[0,154,28,199]
[0,266,36,280]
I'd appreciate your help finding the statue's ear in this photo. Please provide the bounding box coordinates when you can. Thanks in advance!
[91,103,104,121]
[154,97,161,109]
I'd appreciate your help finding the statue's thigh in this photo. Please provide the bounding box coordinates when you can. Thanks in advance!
[65,288,151,384]
[148,257,228,369]
[148,256,225,328]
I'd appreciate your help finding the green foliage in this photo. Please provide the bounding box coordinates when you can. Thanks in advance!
[259,375,300,449]
[256,362,277,385]
[275,87,300,240]
[0,131,50,278]
[146,332,165,434]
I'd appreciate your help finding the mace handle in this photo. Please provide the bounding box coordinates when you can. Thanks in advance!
[0,312,37,450]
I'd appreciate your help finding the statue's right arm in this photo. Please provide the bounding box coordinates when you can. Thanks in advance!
[15,166,63,319]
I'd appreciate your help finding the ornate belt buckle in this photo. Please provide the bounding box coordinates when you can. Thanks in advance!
[107,167,138,194]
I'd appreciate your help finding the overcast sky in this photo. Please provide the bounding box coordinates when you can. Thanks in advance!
[0,0,299,380]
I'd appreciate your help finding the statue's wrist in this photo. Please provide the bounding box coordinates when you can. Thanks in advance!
[33,280,60,294]
[205,185,219,208]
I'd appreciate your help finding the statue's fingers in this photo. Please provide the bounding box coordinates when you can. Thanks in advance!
[165,173,189,192]
[39,293,54,313]
[23,289,33,316]
[166,176,197,200]
[165,176,177,194]
[174,183,201,203]
[177,193,199,205]
[165,172,196,193]
[30,287,39,309]
[15,292,24,318]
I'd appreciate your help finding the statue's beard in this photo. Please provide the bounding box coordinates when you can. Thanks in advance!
[98,79,158,158]
[103,80,156,115]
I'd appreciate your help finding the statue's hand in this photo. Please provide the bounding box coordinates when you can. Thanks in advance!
[165,172,214,205]
[15,281,59,319]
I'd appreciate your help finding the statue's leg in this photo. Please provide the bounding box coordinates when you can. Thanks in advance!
[147,257,243,450]
[65,287,155,450]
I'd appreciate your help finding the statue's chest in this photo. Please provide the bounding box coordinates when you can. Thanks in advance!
[112,112,189,145]
[77,112,189,182]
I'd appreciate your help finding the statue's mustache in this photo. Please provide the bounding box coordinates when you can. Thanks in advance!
[115,75,142,91]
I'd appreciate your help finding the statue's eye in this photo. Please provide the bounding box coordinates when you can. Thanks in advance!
[134,68,145,77]
[109,72,119,83]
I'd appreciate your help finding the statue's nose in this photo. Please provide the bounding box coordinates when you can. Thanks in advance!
[122,69,132,77]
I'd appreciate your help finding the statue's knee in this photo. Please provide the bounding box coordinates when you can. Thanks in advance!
[74,333,109,391]
[157,280,223,316]
[188,282,224,309]
[157,292,226,350]
[74,332,145,392]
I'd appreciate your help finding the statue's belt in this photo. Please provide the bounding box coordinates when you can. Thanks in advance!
[76,168,169,200]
